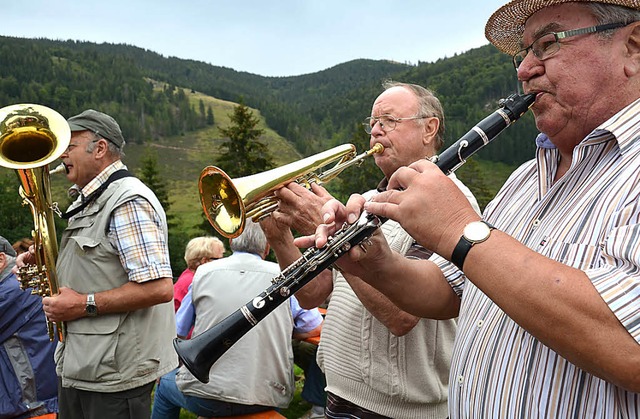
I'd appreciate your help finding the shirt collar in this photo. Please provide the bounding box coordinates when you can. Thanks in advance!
[596,97,640,155]
[69,160,126,201]
[535,98,640,153]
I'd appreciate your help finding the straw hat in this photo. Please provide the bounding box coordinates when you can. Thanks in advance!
[485,0,640,55]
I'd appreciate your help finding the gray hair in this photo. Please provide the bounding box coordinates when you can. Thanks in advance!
[184,236,225,270]
[588,4,640,37]
[85,132,126,158]
[381,80,445,151]
[230,220,268,256]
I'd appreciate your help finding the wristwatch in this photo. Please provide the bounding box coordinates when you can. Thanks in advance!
[85,293,98,317]
[451,221,495,271]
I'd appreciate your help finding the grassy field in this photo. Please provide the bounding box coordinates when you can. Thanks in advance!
[126,84,302,238]
[39,84,303,239]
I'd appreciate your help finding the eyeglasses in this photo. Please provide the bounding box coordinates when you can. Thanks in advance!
[512,22,627,70]
[363,114,428,134]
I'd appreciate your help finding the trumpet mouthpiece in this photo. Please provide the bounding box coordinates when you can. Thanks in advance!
[370,143,384,154]
[50,163,68,175]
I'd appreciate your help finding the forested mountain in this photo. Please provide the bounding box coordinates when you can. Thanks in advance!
[0,35,538,164]
[0,35,541,275]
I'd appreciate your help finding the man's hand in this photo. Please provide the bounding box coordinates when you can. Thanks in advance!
[11,244,35,275]
[260,213,295,249]
[43,287,86,322]
[294,193,367,249]
[366,159,479,258]
[293,193,393,278]
[273,182,334,235]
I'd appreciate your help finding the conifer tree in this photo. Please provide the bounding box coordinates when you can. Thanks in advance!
[206,106,215,126]
[455,157,494,211]
[217,99,274,177]
[137,149,188,278]
[0,171,36,242]
[138,149,171,215]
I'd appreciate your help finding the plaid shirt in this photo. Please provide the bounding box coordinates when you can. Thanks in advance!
[70,160,172,283]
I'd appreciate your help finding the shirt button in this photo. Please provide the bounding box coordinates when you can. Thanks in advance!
[477,320,484,328]
[457,375,464,384]
[532,219,541,228]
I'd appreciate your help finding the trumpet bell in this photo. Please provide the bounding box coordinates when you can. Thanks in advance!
[199,166,245,239]
[199,144,360,238]
[0,104,70,170]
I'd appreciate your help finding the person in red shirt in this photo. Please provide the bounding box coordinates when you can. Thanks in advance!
[173,236,225,312]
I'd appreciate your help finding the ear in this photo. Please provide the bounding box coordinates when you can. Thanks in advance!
[94,138,110,159]
[262,243,271,260]
[422,117,440,146]
[0,252,6,270]
[623,22,640,77]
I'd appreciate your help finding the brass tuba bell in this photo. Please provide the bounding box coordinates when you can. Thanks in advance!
[199,143,383,238]
[0,104,71,341]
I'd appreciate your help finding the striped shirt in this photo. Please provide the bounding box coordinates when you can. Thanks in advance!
[70,160,172,283]
[435,98,640,418]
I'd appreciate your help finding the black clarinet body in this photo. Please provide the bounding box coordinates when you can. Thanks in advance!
[434,92,536,174]
[173,93,536,383]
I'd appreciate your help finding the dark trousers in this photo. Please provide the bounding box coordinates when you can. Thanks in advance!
[58,378,155,419]
[325,392,391,419]
[292,340,327,407]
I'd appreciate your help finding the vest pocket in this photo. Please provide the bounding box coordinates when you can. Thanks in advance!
[61,315,122,382]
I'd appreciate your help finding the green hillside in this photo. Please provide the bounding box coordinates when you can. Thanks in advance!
[136,82,302,237]
[0,36,532,274]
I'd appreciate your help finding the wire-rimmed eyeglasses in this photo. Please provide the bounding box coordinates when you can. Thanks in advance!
[512,22,627,70]
[363,114,428,134]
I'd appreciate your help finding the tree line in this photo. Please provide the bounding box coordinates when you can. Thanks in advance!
[0,36,541,275]
[0,36,540,165]
[0,37,214,143]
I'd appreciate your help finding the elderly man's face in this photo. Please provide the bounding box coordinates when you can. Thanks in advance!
[368,86,438,179]
[60,131,104,188]
[517,3,629,149]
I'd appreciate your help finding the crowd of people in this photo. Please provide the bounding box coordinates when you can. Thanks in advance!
[1,0,639,418]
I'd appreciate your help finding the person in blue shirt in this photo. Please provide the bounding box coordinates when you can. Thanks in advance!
[0,235,58,418]
[151,220,323,418]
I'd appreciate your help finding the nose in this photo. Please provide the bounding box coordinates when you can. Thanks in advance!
[370,120,384,136]
[517,51,544,82]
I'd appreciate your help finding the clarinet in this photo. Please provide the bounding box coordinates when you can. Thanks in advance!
[173,92,536,383]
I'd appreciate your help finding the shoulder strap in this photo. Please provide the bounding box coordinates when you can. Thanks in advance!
[61,169,135,219]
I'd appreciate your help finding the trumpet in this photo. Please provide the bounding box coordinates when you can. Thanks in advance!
[49,163,68,175]
[174,93,537,382]
[199,143,384,238]
[0,104,71,341]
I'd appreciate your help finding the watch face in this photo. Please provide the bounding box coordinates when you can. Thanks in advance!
[86,304,98,316]
[463,221,491,242]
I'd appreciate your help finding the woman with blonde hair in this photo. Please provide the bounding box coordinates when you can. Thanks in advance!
[173,236,225,312]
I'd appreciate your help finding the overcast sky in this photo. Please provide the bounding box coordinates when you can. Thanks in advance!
[3,0,508,77]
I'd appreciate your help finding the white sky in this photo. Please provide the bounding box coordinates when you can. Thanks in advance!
[3,1,508,77]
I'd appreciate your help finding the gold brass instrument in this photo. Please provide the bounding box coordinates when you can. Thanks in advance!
[199,143,384,238]
[0,104,71,342]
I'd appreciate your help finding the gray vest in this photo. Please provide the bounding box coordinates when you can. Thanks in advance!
[55,176,178,392]
[176,252,295,408]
